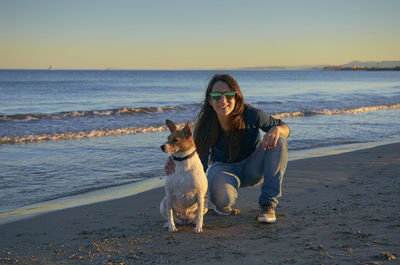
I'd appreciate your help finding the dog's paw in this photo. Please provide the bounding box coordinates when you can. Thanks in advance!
[169,226,178,232]
[231,208,240,215]
[164,222,178,232]
[194,225,203,233]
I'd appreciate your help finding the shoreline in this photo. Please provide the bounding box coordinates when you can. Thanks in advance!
[1,139,399,225]
[0,178,165,225]
[1,141,399,264]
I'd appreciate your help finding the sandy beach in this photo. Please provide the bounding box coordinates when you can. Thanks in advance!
[1,143,399,265]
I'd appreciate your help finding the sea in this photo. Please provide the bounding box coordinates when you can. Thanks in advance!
[1,69,399,222]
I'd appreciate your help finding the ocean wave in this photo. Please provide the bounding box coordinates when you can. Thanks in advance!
[1,104,399,145]
[0,125,165,144]
[0,105,186,122]
[0,122,193,145]
[272,104,400,119]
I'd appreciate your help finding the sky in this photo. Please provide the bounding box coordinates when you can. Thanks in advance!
[1,0,400,70]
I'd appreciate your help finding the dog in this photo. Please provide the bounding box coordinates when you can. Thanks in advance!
[160,120,208,233]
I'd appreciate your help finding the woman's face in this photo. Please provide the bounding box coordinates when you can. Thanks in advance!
[209,81,236,118]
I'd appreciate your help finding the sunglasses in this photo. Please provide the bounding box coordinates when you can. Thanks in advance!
[209,91,236,101]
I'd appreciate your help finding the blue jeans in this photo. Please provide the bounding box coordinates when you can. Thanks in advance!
[207,137,288,209]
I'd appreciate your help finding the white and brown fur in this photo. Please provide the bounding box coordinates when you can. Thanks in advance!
[160,120,208,233]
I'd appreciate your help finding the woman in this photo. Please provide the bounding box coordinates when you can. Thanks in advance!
[165,73,289,223]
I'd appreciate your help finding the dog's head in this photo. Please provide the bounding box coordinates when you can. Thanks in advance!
[160,120,194,154]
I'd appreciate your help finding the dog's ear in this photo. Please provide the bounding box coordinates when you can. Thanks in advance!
[166,120,177,132]
[183,121,192,138]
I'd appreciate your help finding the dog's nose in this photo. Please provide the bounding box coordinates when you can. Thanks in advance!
[161,145,165,152]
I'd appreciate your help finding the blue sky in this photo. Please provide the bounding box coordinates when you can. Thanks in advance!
[1,0,399,69]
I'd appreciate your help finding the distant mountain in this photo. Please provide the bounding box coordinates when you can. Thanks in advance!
[341,60,400,68]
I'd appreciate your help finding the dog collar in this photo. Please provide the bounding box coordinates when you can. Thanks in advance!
[172,150,196,161]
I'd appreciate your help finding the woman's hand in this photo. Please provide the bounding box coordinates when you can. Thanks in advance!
[262,126,281,150]
[164,156,176,175]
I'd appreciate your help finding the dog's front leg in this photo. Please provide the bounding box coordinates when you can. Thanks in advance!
[166,197,178,232]
[194,194,205,233]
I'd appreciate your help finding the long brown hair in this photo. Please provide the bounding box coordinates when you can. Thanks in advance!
[194,73,245,162]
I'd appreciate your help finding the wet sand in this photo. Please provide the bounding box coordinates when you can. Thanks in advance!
[1,143,399,264]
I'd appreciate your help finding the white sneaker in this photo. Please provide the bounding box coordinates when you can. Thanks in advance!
[257,204,276,223]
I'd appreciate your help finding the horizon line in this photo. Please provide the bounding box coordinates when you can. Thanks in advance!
[1,60,399,71]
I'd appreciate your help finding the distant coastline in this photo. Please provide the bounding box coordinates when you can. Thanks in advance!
[237,60,400,71]
[321,60,400,71]
[322,66,400,71]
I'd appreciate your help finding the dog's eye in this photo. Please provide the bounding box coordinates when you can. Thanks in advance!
[173,138,179,143]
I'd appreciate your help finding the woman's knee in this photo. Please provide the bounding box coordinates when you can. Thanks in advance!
[211,184,238,210]
[276,136,288,151]
[265,136,288,159]
[207,163,240,209]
